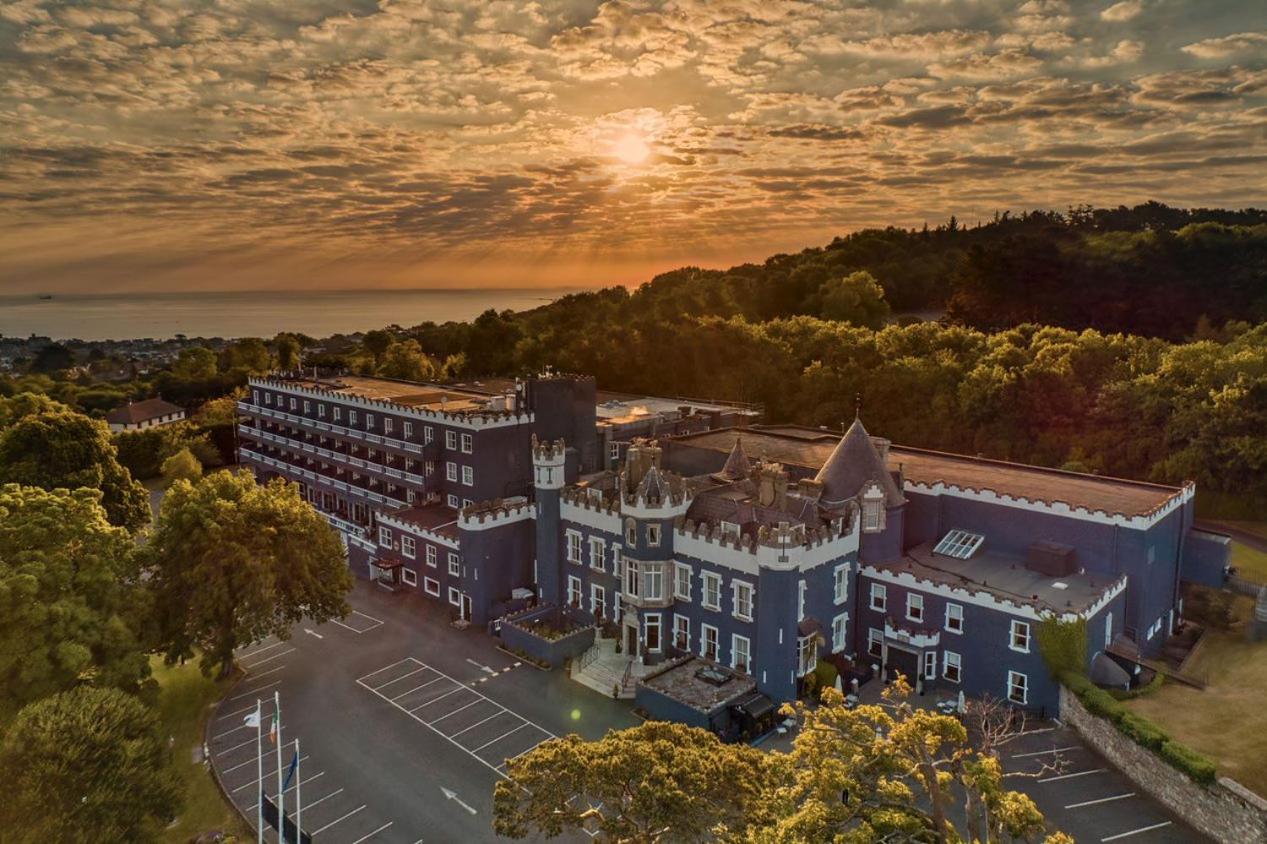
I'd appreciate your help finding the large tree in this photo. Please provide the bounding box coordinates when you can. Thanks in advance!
[0,404,150,532]
[0,686,181,843]
[493,721,772,843]
[143,471,352,677]
[0,484,150,718]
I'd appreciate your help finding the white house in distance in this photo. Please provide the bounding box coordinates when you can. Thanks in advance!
[106,397,185,432]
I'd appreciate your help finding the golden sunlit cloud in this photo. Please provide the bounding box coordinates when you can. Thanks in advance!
[612,132,652,165]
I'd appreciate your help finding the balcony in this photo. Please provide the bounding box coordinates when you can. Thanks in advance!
[239,447,408,510]
[239,424,428,489]
[237,402,427,456]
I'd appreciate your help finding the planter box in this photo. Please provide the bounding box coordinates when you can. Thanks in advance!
[499,605,595,669]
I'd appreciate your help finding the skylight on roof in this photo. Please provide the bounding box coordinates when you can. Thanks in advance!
[933,529,985,559]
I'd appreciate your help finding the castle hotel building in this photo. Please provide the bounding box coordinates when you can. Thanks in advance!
[238,372,1229,724]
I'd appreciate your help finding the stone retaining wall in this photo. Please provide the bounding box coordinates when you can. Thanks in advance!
[1059,685,1267,843]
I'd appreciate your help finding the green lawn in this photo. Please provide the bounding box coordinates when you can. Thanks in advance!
[1230,540,1267,583]
[1125,601,1267,797]
[151,657,250,843]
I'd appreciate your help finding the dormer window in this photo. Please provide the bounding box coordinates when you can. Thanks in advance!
[861,484,886,533]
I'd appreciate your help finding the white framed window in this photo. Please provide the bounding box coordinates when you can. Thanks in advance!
[701,572,721,610]
[673,614,690,650]
[333,406,341,421]
[591,583,606,618]
[732,634,752,674]
[870,583,886,612]
[647,524,661,546]
[406,490,416,505]
[401,568,417,587]
[645,613,662,652]
[426,545,437,568]
[366,413,374,429]
[673,562,692,601]
[945,603,964,634]
[401,536,416,559]
[566,531,582,564]
[404,421,413,438]
[378,526,392,547]
[923,650,936,680]
[448,587,461,607]
[1105,612,1113,649]
[445,430,457,449]
[318,404,326,418]
[447,494,459,508]
[424,577,440,597]
[303,400,311,414]
[624,518,637,545]
[608,442,621,466]
[612,545,623,581]
[1009,620,1031,653]
[1008,670,1028,705]
[861,485,885,533]
[831,613,848,651]
[906,593,924,623]
[624,559,640,597]
[446,462,458,482]
[447,552,460,577]
[424,426,434,444]
[463,498,473,509]
[567,575,582,608]
[701,623,719,661]
[643,563,664,601]
[461,433,473,453]
[461,465,473,486]
[799,579,806,621]
[943,650,961,683]
[868,628,883,658]
[426,461,435,476]
[733,580,754,622]
[797,635,817,677]
[589,537,606,571]
[383,417,394,434]
[349,409,357,424]
[833,563,849,604]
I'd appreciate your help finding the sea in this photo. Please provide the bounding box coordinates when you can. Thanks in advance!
[0,288,587,342]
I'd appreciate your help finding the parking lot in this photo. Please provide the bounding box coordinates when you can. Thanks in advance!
[1005,724,1201,842]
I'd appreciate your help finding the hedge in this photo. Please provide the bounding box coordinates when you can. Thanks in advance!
[1058,670,1216,784]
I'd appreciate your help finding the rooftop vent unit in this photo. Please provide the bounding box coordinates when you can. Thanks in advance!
[694,665,733,687]
[1026,541,1076,577]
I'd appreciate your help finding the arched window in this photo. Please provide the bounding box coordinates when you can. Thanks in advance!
[861,484,886,533]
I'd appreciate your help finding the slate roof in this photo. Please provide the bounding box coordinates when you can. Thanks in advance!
[713,437,752,481]
[813,418,904,508]
[685,480,824,535]
[105,397,183,425]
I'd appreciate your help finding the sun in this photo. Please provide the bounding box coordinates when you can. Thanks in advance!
[611,132,651,165]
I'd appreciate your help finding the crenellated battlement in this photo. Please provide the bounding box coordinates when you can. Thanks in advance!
[531,434,567,464]
[459,496,535,530]
[561,486,620,516]
[674,513,853,555]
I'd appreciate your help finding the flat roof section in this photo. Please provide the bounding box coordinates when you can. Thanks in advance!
[595,390,761,421]
[276,374,492,412]
[670,426,1184,519]
[874,541,1118,615]
[381,502,460,541]
[638,658,757,714]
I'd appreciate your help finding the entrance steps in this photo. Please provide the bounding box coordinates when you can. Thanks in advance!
[570,637,649,700]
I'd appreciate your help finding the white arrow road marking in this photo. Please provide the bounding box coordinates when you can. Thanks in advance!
[465,658,496,675]
[441,786,478,815]
[304,628,323,639]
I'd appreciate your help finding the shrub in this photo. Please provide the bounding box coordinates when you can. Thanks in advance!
[814,659,838,693]
[1117,711,1169,751]
[1160,741,1218,785]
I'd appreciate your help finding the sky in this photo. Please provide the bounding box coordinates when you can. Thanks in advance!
[1,0,1265,294]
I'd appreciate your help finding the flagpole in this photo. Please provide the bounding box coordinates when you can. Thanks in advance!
[275,690,284,843]
[255,699,264,844]
[295,737,302,842]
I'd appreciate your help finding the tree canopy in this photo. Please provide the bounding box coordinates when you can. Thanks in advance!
[142,471,352,677]
[160,447,202,486]
[0,686,180,844]
[0,404,150,532]
[0,484,149,718]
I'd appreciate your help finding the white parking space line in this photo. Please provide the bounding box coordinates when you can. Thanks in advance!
[1038,768,1106,783]
[390,677,444,700]
[240,648,295,668]
[373,666,427,691]
[238,640,288,660]
[330,609,384,634]
[311,804,367,834]
[216,735,261,756]
[1101,821,1172,841]
[357,658,558,780]
[302,788,344,810]
[229,680,281,702]
[231,752,308,793]
[241,664,288,683]
[473,723,527,753]
[351,821,394,843]
[1011,745,1081,758]
[451,711,507,739]
[219,700,276,721]
[1066,793,1135,809]
[429,699,484,725]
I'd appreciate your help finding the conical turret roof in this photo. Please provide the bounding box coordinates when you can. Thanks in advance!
[813,418,903,508]
[714,437,752,481]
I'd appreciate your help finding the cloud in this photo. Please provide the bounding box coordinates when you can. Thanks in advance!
[1100,1,1144,23]
[1182,32,1267,60]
